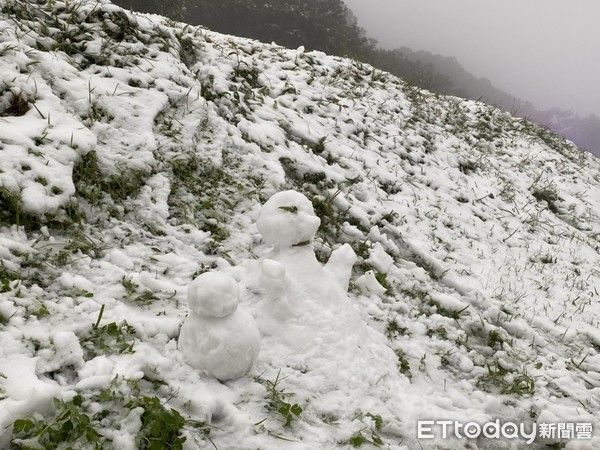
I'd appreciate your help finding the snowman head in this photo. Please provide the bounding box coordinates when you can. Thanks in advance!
[257,190,321,247]
[187,272,239,318]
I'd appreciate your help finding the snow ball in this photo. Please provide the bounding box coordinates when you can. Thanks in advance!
[260,259,288,299]
[256,190,320,247]
[458,356,474,373]
[58,272,75,289]
[188,272,239,318]
[178,309,260,381]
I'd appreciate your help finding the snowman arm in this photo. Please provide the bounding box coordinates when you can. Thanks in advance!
[324,243,357,291]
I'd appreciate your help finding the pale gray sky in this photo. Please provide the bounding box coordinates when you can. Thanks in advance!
[343,0,600,118]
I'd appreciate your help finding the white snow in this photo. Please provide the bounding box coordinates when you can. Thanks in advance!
[355,270,388,297]
[0,0,599,448]
[178,272,260,381]
[323,243,357,291]
[256,190,321,247]
[186,272,240,318]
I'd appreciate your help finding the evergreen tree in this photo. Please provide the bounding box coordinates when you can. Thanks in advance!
[113,0,375,57]
[115,0,187,20]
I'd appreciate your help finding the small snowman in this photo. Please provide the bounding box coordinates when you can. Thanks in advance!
[178,272,260,381]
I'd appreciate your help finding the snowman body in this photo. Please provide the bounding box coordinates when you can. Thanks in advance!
[178,272,260,381]
[247,190,406,428]
[253,191,365,350]
[256,190,357,306]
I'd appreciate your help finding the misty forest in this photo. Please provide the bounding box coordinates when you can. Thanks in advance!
[115,0,600,156]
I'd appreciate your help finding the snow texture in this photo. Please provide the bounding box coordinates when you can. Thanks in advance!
[0,0,600,448]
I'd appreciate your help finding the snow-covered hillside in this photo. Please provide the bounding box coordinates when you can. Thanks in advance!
[1,1,600,448]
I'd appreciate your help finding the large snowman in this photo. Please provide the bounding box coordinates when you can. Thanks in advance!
[253,190,364,346]
[249,190,405,424]
[178,272,260,381]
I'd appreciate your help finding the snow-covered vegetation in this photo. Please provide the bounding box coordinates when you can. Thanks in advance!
[0,1,599,448]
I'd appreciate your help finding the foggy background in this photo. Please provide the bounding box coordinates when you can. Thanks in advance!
[113,0,600,155]
[343,0,600,119]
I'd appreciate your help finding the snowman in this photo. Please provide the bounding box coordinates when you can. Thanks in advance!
[253,190,361,342]
[178,272,260,381]
[246,190,408,436]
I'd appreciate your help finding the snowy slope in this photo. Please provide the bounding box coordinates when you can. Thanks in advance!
[1,1,600,449]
